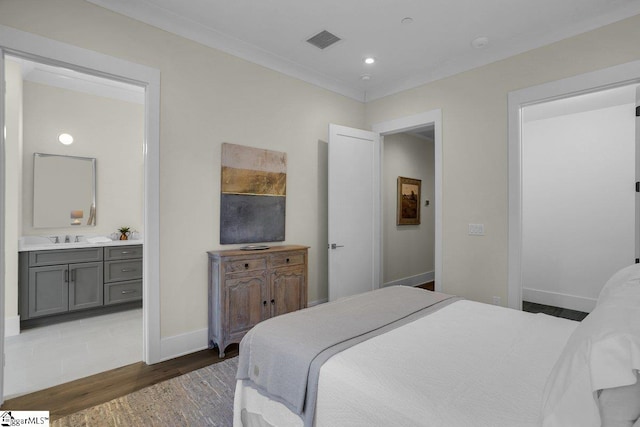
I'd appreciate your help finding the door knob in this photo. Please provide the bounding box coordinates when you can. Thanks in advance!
[330,243,345,249]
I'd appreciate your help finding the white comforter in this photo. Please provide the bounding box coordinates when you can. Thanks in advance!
[234,300,578,427]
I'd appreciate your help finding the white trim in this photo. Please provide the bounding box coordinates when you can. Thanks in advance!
[523,288,596,314]
[507,60,640,310]
[384,271,434,288]
[372,110,443,292]
[159,328,209,362]
[308,298,328,307]
[0,47,6,404]
[4,316,19,338]
[0,25,162,367]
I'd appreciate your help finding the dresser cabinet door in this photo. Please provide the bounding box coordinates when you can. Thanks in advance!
[270,267,306,317]
[226,275,268,336]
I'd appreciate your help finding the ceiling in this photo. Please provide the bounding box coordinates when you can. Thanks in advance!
[87,0,640,102]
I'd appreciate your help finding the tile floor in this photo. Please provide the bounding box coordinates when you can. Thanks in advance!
[4,308,142,398]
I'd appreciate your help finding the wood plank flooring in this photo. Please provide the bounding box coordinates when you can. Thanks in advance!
[1,345,238,421]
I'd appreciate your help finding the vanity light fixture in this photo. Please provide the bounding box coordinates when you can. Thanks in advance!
[364,57,375,65]
[58,133,74,145]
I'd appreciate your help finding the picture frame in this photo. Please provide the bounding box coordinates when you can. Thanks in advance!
[397,176,421,225]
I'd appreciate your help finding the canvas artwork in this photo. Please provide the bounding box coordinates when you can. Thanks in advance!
[397,176,421,225]
[220,143,287,244]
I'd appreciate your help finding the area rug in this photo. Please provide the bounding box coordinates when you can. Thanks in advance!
[52,357,238,427]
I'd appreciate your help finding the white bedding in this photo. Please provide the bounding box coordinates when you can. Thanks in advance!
[234,300,578,427]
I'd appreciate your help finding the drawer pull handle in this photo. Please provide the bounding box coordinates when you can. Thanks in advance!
[121,268,135,272]
[121,290,137,294]
[120,251,131,254]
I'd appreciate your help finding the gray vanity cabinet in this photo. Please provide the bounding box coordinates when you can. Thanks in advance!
[19,245,142,324]
[22,248,104,319]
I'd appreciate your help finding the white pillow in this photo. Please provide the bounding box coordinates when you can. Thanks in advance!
[597,263,640,306]
[598,373,640,427]
[541,288,640,427]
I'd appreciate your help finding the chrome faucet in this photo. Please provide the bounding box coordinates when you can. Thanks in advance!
[51,236,60,244]
[75,235,81,243]
[65,235,70,243]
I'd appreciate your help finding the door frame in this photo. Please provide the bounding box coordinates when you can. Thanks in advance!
[372,109,443,291]
[0,25,161,401]
[507,60,640,310]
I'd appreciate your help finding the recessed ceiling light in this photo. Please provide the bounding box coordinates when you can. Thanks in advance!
[401,17,414,25]
[471,36,489,49]
[360,74,372,81]
[58,133,74,145]
[364,57,375,65]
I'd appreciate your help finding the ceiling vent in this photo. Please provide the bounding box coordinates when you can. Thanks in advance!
[306,30,341,50]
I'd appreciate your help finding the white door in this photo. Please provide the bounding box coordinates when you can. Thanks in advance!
[0,48,6,404]
[328,124,380,301]
[636,86,640,264]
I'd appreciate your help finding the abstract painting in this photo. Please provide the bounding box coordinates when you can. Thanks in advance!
[220,143,287,244]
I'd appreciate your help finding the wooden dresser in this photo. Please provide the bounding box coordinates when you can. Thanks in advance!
[207,245,308,357]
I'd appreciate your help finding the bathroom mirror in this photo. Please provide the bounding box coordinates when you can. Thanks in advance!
[33,153,96,228]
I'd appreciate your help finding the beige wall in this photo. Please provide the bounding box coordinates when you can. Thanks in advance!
[3,0,640,344]
[365,13,640,304]
[0,0,365,339]
[383,133,434,284]
[21,81,144,237]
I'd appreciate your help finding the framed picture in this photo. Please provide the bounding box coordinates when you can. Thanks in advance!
[397,176,421,225]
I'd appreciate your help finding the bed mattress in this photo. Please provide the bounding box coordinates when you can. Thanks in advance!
[234,300,578,427]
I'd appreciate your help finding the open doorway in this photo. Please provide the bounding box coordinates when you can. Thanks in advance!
[520,84,638,316]
[381,127,435,289]
[507,60,640,312]
[3,55,145,397]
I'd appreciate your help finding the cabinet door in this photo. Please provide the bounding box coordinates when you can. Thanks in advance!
[69,262,104,311]
[28,265,69,318]
[270,267,306,317]
[226,275,268,336]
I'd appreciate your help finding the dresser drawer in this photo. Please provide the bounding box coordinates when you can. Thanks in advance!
[29,247,103,267]
[224,258,267,274]
[104,280,142,305]
[104,245,142,261]
[269,252,305,268]
[104,260,142,282]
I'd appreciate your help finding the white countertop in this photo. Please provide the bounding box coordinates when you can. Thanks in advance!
[18,236,143,252]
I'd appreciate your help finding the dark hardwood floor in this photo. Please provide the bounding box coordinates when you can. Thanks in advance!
[522,301,589,321]
[1,344,238,421]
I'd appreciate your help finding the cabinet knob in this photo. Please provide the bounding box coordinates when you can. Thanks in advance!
[270,299,275,305]
[286,258,290,263]
[244,263,249,269]
[263,301,267,306]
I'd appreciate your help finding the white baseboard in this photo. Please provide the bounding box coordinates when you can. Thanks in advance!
[159,328,209,362]
[5,315,20,337]
[523,288,596,313]
[384,271,434,288]
[308,298,327,307]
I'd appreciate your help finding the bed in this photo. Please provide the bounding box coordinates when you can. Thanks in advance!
[233,265,640,427]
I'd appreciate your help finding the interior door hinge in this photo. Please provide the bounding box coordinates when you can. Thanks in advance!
[636,258,639,264]
[636,105,640,117]
[636,182,639,193]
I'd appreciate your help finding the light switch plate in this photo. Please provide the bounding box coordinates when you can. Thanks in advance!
[468,223,485,236]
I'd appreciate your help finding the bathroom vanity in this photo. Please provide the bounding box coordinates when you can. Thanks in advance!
[18,240,142,327]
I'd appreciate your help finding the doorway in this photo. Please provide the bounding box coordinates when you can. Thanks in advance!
[0,24,161,403]
[3,55,144,397]
[507,60,640,310]
[381,127,435,288]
